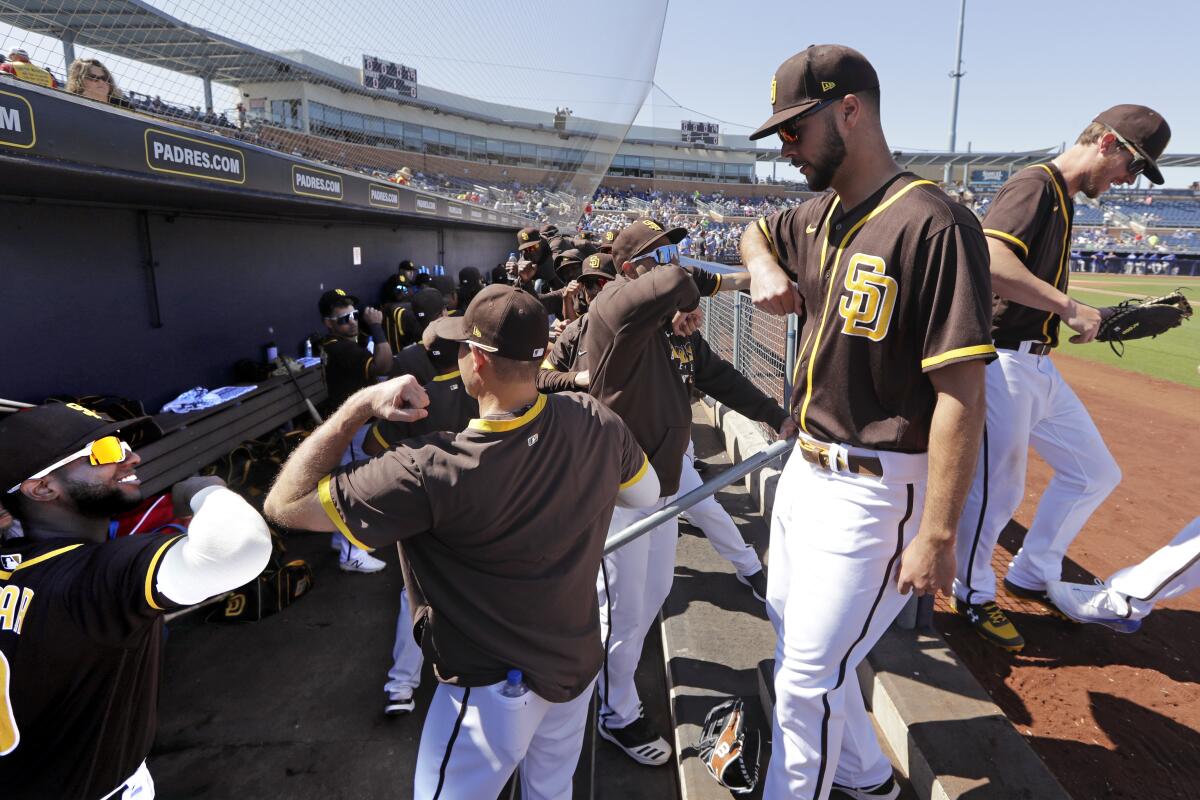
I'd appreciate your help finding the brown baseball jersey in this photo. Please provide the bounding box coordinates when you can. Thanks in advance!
[0,534,186,799]
[687,265,725,297]
[369,371,478,447]
[318,392,649,703]
[536,317,588,394]
[578,267,701,495]
[688,333,788,430]
[981,164,1074,346]
[758,173,995,452]
[320,335,374,411]
[382,301,419,353]
[388,342,436,385]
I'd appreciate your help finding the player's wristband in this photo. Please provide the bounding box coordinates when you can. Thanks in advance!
[368,324,387,344]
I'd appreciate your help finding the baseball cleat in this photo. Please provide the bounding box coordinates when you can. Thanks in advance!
[1002,578,1074,621]
[736,570,768,603]
[384,693,415,716]
[832,774,901,800]
[1045,580,1142,634]
[952,597,1025,652]
[339,553,386,573]
[598,715,672,766]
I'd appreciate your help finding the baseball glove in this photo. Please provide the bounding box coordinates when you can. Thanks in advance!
[1096,289,1192,356]
[696,698,760,794]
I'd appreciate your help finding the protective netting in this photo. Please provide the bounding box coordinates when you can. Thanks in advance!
[0,0,669,229]
[700,289,795,409]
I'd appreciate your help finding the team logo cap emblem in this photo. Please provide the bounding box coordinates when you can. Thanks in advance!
[65,403,102,420]
[641,220,663,232]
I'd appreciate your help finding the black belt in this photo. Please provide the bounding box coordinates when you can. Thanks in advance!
[797,438,884,478]
[995,341,1052,356]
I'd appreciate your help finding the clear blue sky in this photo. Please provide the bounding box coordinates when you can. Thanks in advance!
[640,0,1200,186]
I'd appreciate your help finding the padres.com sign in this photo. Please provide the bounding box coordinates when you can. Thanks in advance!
[0,89,35,149]
[145,128,246,184]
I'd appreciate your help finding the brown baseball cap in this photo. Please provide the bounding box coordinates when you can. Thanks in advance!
[554,249,586,282]
[1093,104,1171,185]
[749,44,879,141]
[442,284,548,361]
[580,252,616,281]
[516,226,542,251]
[612,218,687,268]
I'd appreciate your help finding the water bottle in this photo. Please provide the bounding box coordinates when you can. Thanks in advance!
[499,669,529,698]
[304,337,313,359]
[265,341,278,363]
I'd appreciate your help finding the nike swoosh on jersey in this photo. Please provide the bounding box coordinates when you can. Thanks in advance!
[806,223,818,234]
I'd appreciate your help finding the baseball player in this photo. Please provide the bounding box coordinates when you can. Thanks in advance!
[363,318,479,716]
[741,45,995,799]
[541,253,784,599]
[265,284,659,800]
[576,219,703,765]
[317,288,394,573]
[0,403,272,799]
[951,105,1171,652]
[1047,516,1200,632]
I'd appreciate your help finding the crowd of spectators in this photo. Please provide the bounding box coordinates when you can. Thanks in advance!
[6,43,1200,265]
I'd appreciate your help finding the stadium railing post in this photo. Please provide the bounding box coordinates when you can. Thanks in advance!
[783,313,797,409]
[731,292,743,373]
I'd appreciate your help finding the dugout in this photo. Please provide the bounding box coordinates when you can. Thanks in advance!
[1,79,528,408]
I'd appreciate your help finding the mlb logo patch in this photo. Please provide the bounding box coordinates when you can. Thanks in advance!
[0,554,22,571]
[527,434,539,447]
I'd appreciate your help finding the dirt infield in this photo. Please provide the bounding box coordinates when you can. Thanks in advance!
[934,353,1200,800]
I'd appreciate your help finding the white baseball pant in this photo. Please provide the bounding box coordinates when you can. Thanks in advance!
[954,347,1120,603]
[413,676,595,800]
[764,440,928,800]
[678,441,763,577]
[386,587,423,698]
[596,497,678,729]
[1109,516,1200,620]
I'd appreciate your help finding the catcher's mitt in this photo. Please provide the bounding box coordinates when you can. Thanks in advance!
[696,698,760,794]
[1096,289,1192,356]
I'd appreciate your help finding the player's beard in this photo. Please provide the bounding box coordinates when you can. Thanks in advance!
[804,115,848,193]
[63,477,143,518]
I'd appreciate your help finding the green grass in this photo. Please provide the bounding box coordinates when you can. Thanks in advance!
[1061,274,1199,387]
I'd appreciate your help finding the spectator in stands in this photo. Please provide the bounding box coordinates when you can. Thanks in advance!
[1,48,56,88]
[66,58,123,105]
[0,403,271,799]
[316,288,393,574]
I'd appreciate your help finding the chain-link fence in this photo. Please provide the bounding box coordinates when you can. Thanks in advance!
[700,291,798,411]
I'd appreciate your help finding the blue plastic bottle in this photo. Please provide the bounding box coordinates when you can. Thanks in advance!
[499,669,529,698]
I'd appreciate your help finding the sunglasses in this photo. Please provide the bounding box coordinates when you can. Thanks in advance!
[632,243,679,266]
[327,310,359,325]
[1106,126,1146,177]
[777,98,839,143]
[7,436,132,494]
[84,72,110,83]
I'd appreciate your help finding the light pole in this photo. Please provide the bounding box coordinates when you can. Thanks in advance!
[945,0,967,185]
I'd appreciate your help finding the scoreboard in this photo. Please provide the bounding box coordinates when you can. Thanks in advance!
[681,120,719,145]
[362,55,418,99]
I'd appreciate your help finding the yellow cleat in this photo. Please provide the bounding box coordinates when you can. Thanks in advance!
[952,597,1025,652]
